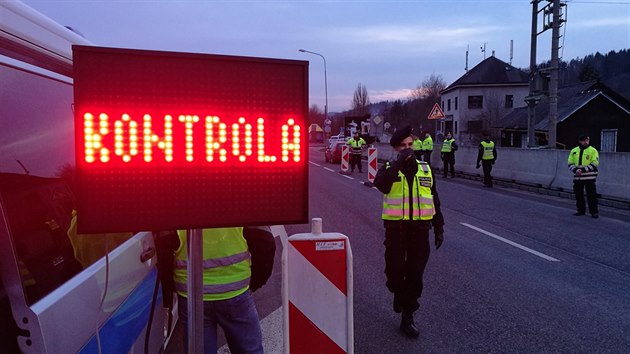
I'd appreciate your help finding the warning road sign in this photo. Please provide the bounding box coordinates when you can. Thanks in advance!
[428,103,445,120]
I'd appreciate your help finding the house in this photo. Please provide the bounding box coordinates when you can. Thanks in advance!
[439,56,529,146]
[499,81,630,152]
[308,123,324,142]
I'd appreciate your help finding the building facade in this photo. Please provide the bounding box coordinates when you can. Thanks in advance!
[439,56,529,146]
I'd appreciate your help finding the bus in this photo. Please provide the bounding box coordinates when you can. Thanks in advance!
[0,2,175,352]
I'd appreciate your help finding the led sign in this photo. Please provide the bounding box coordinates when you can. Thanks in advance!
[73,46,308,233]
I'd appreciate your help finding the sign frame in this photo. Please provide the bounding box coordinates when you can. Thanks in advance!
[72,45,309,233]
[428,103,446,120]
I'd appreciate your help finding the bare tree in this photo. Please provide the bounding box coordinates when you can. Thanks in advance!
[409,73,447,102]
[351,82,370,115]
[308,104,324,125]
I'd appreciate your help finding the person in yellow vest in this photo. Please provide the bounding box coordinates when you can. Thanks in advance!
[476,131,497,188]
[374,126,445,339]
[568,134,599,218]
[346,131,367,173]
[173,227,265,354]
[421,131,434,167]
[412,134,424,161]
[440,131,457,178]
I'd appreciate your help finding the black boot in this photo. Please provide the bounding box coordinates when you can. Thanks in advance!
[400,312,419,338]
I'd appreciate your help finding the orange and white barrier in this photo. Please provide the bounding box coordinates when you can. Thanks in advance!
[367,147,377,183]
[283,218,354,354]
[340,145,350,173]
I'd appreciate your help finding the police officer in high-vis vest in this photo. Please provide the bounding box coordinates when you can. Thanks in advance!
[374,126,445,339]
[440,131,457,178]
[476,131,497,188]
[346,131,367,173]
[421,131,434,167]
[568,134,599,218]
[412,134,424,162]
[173,227,265,354]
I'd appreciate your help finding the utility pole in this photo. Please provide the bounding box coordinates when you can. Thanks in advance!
[548,0,563,148]
[525,0,540,147]
[525,0,565,148]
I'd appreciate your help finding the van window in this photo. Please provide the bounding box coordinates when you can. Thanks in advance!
[0,63,133,305]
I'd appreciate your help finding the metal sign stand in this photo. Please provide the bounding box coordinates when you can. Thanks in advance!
[187,229,204,353]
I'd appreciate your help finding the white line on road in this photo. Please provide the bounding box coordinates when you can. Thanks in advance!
[309,161,321,167]
[460,222,560,262]
[342,174,354,180]
[323,167,335,173]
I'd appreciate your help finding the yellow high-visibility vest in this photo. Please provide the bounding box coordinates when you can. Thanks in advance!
[481,141,495,160]
[422,136,433,151]
[381,162,436,221]
[441,138,455,153]
[173,228,251,301]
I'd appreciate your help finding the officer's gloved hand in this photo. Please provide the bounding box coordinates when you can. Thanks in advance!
[393,148,414,169]
[434,227,444,250]
[476,163,480,169]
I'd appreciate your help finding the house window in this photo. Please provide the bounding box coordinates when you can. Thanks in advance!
[505,95,514,108]
[441,101,444,110]
[455,97,458,110]
[454,121,458,134]
[447,99,451,111]
[601,129,617,152]
[468,95,483,109]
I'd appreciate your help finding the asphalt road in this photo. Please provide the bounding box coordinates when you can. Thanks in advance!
[168,145,630,353]
[281,145,630,353]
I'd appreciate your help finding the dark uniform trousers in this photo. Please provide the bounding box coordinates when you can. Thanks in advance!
[442,152,455,177]
[573,180,598,214]
[350,153,362,172]
[383,223,430,313]
[482,160,493,187]
[423,151,432,167]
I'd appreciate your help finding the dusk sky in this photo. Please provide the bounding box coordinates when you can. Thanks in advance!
[22,0,630,112]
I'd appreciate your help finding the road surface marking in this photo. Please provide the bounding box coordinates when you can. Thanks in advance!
[342,174,354,180]
[323,167,335,173]
[309,161,321,167]
[461,222,560,262]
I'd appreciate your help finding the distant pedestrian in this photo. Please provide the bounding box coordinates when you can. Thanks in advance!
[374,125,445,339]
[347,131,366,173]
[568,134,599,218]
[421,131,434,167]
[440,131,457,178]
[476,131,497,187]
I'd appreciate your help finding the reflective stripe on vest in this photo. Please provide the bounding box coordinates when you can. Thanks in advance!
[481,141,495,160]
[381,162,436,221]
[441,139,455,152]
[173,228,251,301]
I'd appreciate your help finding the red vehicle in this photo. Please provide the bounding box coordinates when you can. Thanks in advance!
[325,141,344,164]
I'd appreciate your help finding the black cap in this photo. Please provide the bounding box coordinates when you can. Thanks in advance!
[578,134,589,141]
[390,126,413,147]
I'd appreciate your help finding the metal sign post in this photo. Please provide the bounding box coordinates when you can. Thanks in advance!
[187,229,204,354]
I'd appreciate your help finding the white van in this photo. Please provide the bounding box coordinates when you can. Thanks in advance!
[0,2,175,353]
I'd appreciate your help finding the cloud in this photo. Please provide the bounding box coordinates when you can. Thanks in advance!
[569,16,630,29]
[326,23,506,47]
[370,88,413,102]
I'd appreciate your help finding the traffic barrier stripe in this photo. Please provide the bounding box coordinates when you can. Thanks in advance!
[341,145,349,172]
[367,148,377,183]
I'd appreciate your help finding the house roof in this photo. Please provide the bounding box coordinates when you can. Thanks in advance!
[441,56,529,94]
[498,81,630,131]
[309,123,323,132]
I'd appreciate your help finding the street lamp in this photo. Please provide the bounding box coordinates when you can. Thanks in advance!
[298,49,328,122]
